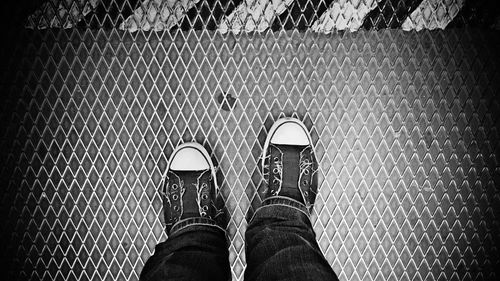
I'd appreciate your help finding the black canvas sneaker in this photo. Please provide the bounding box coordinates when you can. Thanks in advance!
[262,117,318,211]
[162,142,222,234]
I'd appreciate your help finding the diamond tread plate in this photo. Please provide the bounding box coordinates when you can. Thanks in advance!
[0,29,500,281]
[448,0,500,29]
[362,0,423,29]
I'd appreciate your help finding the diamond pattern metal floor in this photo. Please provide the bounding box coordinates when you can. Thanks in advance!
[0,29,500,281]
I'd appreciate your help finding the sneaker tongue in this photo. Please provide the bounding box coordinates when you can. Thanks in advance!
[274,144,307,202]
[171,170,207,219]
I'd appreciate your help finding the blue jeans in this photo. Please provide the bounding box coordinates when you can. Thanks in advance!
[140,197,339,281]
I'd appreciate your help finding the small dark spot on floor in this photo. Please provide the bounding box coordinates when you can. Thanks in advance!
[217,92,236,111]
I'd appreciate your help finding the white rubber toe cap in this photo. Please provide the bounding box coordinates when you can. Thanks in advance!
[169,143,210,171]
[269,119,311,146]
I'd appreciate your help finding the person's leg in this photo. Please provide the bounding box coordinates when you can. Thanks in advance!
[140,225,229,281]
[140,142,230,281]
[245,118,339,281]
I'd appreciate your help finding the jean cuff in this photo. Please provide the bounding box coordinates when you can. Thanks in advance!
[260,196,310,217]
[170,217,225,236]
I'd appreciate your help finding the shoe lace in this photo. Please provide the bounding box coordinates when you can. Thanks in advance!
[299,158,313,180]
[213,201,224,219]
[262,154,270,180]
[271,158,283,196]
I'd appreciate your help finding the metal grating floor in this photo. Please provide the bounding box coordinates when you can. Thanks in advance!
[1,29,500,281]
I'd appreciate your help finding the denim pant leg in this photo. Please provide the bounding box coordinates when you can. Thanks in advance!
[244,197,339,281]
[140,222,230,281]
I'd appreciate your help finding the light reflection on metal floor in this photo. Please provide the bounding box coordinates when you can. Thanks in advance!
[0,29,500,281]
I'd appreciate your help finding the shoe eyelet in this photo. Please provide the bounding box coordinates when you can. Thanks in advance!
[273,168,279,174]
[202,205,208,211]
[273,178,279,184]
[172,184,178,190]
[172,194,178,200]
[201,183,207,188]
[201,194,208,200]
[303,180,308,185]
[304,191,309,196]
[173,205,179,211]
[304,169,309,175]
[274,157,279,162]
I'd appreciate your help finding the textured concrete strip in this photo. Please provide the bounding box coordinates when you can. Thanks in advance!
[218,0,295,34]
[402,0,465,30]
[312,0,385,33]
[119,0,200,32]
[25,0,99,29]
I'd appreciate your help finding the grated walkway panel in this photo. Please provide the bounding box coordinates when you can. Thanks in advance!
[0,29,499,281]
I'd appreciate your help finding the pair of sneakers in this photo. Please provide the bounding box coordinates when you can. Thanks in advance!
[162,117,318,234]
